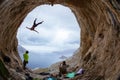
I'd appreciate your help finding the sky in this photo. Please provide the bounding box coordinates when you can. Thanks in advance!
[17,4,80,68]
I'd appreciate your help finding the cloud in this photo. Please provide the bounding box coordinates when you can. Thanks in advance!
[17,4,80,57]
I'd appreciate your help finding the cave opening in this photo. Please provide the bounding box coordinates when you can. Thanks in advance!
[17,4,80,69]
[0,0,120,79]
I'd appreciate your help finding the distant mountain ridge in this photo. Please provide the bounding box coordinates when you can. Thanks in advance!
[17,45,26,54]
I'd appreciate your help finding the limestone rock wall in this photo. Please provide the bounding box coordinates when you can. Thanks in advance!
[0,0,120,80]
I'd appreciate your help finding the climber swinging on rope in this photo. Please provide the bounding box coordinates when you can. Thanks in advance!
[26,18,44,33]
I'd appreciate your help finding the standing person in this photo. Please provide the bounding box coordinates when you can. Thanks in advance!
[26,18,44,33]
[23,51,29,70]
[59,61,69,77]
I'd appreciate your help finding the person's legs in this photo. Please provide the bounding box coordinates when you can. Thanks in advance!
[23,60,27,69]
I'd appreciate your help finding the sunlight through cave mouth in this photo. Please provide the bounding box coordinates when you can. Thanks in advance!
[17,4,80,69]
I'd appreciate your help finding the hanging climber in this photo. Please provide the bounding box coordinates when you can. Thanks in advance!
[26,18,44,33]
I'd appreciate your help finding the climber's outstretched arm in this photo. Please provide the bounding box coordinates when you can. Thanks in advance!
[33,30,39,33]
[26,27,31,30]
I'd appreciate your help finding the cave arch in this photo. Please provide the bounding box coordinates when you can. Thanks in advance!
[17,4,80,69]
[0,0,120,80]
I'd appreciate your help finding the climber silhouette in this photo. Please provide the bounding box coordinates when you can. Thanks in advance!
[26,18,44,33]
